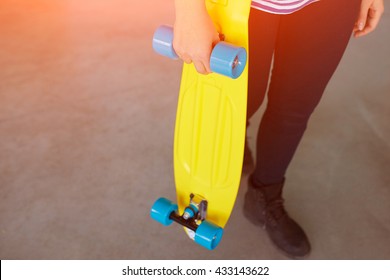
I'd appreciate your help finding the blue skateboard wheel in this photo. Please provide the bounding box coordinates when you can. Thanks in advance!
[150,197,178,226]
[210,42,247,79]
[152,25,179,60]
[194,221,224,250]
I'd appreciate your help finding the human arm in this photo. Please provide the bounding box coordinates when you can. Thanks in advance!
[173,0,220,74]
[354,0,384,37]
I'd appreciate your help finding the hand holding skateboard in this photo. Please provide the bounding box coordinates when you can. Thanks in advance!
[153,25,247,79]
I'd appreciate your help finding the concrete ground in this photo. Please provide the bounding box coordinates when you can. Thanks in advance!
[0,0,389,260]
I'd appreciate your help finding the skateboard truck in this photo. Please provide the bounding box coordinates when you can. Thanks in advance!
[184,194,207,220]
[150,195,224,250]
[169,194,207,232]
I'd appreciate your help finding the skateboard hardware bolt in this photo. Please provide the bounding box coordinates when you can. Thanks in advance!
[183,212,190,220]
[232,56,239,69]
[183,206,196,220]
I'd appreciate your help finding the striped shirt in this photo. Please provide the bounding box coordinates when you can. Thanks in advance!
[252,0,319,15]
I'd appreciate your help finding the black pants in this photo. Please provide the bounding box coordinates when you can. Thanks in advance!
[248,0,361,185]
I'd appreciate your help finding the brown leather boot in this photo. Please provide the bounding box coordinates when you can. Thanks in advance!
[244,175,311,258]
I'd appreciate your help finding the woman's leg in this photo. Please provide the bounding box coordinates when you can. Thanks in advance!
[247,8,280,121]
[253,0,361,185]
[244,8,280,171]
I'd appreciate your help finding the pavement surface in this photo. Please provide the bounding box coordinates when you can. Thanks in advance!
[0,0,389,259]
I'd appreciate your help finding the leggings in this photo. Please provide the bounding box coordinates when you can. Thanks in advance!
[248,0,361,185]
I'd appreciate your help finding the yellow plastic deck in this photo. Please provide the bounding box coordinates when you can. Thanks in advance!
[174,0,251,230]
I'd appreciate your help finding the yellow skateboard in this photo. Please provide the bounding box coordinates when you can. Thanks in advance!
[151,0,251,250]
